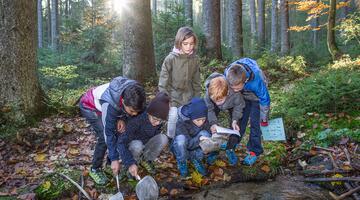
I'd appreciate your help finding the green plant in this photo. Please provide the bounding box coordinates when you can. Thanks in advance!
[263,142,287,170]
[337,12,360,45]
[313,128,360,147]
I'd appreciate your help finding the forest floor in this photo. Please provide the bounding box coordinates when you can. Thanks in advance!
[0,113,359,200]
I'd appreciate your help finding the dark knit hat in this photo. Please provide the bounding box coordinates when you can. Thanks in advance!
[147,92,170,120]
[188,97,208,120]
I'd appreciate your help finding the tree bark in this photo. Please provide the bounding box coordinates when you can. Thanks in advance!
[257,0,265,48]
[184,0,193,26]
[203,0,222,60]
[229,0,244,58]
[280,0,290,55]
[121,0,156,84]
[310,0,319,48]
[249,0,257,52]
[270,0,278,52]
[221,0,227,44]
[37,0,43,48]
[327,0,342,60]
[47,0,51,47]
[0,0,45,121]
[51,0,58,50]
[152,0,157,15]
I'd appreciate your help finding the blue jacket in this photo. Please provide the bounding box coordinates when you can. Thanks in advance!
[117,112,163,167]
[100,76,140,162]
[224,58,270,121]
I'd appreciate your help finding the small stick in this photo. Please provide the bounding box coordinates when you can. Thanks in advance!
[302,169,354,177]
[345,182,360,200]
[314,146,336,153]
[354,145,358,155]
[344,148,351,164]
[326,152,339,170]
[303,177,360,182]
[58,173,93,200]
[329,185,360,200]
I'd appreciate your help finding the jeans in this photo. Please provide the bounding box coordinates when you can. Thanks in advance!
[79,102,107,170]
[171,130,211,162]
[128,134,168,161]
[239,100,264,156]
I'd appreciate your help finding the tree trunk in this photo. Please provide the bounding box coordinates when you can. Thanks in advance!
[37,0,43,48]
[280,0,290,55]
[221,0,227,44]
[0,0,45,122]
[203,0,222,60]
[184,0,193,26]
[51,0,58,50]
[270,0,278,52]
[121,0,156,84]
[327,0,342,60]
[152,0,157,14]
[310,0,319,48]
[229,0,243,58]
[47,0,51,47]
[257,0,265,48]
[249,0,257,52]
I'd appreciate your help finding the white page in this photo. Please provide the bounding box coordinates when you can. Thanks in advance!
[215,126,240,136]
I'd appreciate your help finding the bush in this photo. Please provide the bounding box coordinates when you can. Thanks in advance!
[272,56,360,129]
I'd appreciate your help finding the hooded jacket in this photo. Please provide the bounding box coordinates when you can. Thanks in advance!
[158,50,202,107]
[204,73,245,126]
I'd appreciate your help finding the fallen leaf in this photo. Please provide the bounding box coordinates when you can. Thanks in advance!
[88,188,98,199]
[261,165,271,173]
[169,189,179,196]
[213,167,224,176]
[160,187,168,195]
[71,194,78,200]
[223,173,231,182]
[309,149,317,156]
[191,171,203,185]
[331,174,343,186]
[42,181,51,190]
[34,153,47,162]
[0,192,9,196]
[214,160,226,167]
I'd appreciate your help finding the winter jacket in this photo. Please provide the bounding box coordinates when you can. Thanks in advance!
[117,112,163,168]
[175,105,211,150]
[80,76,140,162]
[158,51,202,107]
[204,73,245,126]
[224,58,271,122]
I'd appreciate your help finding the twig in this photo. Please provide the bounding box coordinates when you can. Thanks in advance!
[344,182,360,200]
[301,169,354,177]
[79,174,84,200]
[314,146,336,153]
[58,173,93,200]
[329,185,360,200]
[326,152,339,170]
[354,145,359,155]
[303,177,360,182]
[344,148,351,164]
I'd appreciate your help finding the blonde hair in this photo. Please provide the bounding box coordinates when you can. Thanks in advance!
[226,64,246,86]
[208,77,228,102]
[174,27,198,50]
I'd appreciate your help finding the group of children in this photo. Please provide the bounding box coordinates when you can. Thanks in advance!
[79,26,270,185]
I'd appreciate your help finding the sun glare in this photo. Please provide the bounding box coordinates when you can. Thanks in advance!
[111,0,129,15]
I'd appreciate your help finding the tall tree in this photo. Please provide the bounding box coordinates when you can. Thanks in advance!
[249,0,257,51]
[0,0,45,122]
[280,0,290,55]
[310,0,319,48]
[47,0,51,47]
[203,0,222,59]
[220,0,227,43]
[38,0,43,48]
[51,0,58,50]
[327,0,342,59]
[184,0,193,26]
[121,0,156,84]
[270,0,278,52]
[152,0,157,14]
[257,0,265,48]
[229,0,243,57]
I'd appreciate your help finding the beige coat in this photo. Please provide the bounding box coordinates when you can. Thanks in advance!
[158,52,202,107]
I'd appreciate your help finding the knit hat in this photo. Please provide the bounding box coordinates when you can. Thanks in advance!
[188,97,208,120]
[147,92,170,120]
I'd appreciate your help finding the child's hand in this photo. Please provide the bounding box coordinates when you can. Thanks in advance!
[232,120,240,131]
[210,124,217,134]
[128,164,138,177]
[111,160,120,175]
[117,120,126,133]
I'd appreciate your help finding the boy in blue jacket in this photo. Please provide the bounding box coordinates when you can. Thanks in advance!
[117,92,170,178]
[224,58,271,166]
[171,98,214,177]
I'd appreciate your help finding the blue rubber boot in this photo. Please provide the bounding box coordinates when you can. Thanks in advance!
[177,160,189,177]
[226,149,238,166]
[192,159,207,176]
[206,152,218,165]
[243,152,257,166]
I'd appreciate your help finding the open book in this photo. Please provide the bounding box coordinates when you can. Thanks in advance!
[215,126,240,136]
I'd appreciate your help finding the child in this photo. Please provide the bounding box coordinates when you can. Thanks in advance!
[171,98,214,177]
[204,73,245,166]
[79,76,146,184]
[224,58,270,166]
[117,92,170,178]
[158,26,202,138]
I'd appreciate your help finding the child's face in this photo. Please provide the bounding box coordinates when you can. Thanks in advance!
[213,97,226,106]
[230,82,245,92]
[181,36,195,55]
[192,117,206,127]
[123,104,139,116]
[148,114,163,127]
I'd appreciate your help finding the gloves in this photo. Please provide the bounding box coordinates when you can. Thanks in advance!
[260,120,268,127]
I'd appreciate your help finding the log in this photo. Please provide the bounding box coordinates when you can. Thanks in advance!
[303,177,360,182]
[301,169,354,177]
